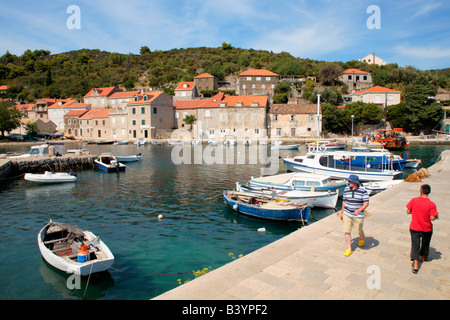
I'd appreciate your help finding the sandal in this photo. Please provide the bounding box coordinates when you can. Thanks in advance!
[344,250,352,257]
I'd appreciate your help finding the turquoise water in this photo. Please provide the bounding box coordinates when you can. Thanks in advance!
[0,143,448,299]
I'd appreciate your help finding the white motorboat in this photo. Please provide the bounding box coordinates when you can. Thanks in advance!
[236,183,339,209]
[8,144,49,159]
[94,153,126,172]
[115,153,142,162]
[24,171,77,183]
[134,139,148,146]
[271,141,300,150]
[362,180,404,195]
[282,150,403,181]
[306,140,347,151]
[249,172,347,196]
[167,139,184,145]
[208,140,218,146]
[38,220,114,276]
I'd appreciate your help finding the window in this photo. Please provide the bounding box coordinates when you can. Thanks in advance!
[132,108,136,114]
[175,112,179,119]
[141,120,145,125]
[387,94,393,101]
[255,128,259,134]
[266,77,271,81]
[242,85,246,90]
[252,114,258,121]
[219,113,226,121]
[348,75,352,80]
[141,107,145,114]
[205,110,211,118]
[153,107,157,114]
[236,113,242,122]
[309,115,314,122]
[132,120,136,125]
[363,76,368,81]
[256,77,261,81]
[273,114,278,121]
[291,115,296,121]
[246,77,252,81]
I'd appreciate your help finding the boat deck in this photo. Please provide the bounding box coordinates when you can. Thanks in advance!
[154,150,450,300]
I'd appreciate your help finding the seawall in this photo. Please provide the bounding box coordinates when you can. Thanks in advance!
[154,150,450,300]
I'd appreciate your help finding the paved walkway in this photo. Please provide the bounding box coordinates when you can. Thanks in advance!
[154,151,450,300]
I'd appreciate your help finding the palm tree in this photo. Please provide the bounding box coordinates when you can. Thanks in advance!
[183,114,196,130]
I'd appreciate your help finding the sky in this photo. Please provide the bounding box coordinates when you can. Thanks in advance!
[0,0,449,70]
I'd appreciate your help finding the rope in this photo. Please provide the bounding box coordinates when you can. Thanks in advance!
[82,263,94,299]
[0,173,25,180]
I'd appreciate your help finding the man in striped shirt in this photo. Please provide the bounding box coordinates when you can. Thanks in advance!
[342,174,369,257]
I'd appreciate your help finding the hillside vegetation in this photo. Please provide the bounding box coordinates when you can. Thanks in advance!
[0,43,449,103]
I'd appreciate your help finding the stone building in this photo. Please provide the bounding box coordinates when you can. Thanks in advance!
[268,104,321,138]
[237,69,279,97]
[337,69,373,92]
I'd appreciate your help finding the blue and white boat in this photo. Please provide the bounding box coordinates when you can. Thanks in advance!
[94,153,126,172]
[248,172,346,196]
[223,190,311,222]
[282,150,403,181]
[350,147,407,171]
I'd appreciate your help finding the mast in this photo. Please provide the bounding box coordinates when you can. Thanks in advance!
[317,94,321,149]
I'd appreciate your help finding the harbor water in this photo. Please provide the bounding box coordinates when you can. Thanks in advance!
[0,143,447,299]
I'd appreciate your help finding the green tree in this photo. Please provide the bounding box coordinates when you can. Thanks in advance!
[183,114,196,130]
[24,120,39,138]
[0,100,22,136]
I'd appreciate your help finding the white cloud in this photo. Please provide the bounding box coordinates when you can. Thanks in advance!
[395,45,450,59]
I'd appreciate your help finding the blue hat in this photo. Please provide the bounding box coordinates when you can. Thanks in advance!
[348,174,360,184]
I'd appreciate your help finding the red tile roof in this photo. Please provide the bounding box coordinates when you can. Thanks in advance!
[174,93,268,110]
[84,87,116,97]
[108,90,140,98]
[340,68,371,75]
[175,82,195,90]
[79,108,113,119]
[127,91,165,105]
[65,110,88,117]
[239,69,278,76]
[349,85,401,95]
[194,73,215,78]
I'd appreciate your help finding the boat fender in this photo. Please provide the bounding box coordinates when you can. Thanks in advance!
[233,204,238,211]
[308,146,314,152]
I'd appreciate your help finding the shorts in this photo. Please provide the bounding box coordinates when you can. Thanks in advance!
[343,214,364,234]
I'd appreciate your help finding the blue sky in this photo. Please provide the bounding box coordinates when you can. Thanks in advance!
[1,0,449,70]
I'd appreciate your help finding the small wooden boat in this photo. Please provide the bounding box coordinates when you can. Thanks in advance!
[223,190,311,222]
[306,140,347,151]
[24,171,77,183]
[38,220,114,276]
[96,140,115,145]
[236,183,339,209]
[249,172,347,196]
[113,140,129,145]
[208,140,218,146]
[94,153,126,172]
[115,153,142,162]
[151,141,164,146]
[271,141,300,150]
[167,139,184,145]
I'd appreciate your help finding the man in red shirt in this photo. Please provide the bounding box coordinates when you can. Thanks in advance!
[406,184,438,274]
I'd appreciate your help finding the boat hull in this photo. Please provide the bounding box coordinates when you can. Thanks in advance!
[223,191,310,222]
[282,157,402,181]
[24,172,77,183]
[37,222,114,276]
[238,184,338,209]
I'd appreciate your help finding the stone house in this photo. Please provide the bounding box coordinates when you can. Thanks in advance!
[337,69,373,92]
[64,110,88,137]
[237,69,279,97]
[174,82,198,101]
[79,108,114,139]
[106,90,140,110]
[194,73,219,95]
[268,104,321,138]
[348,86,401,108]
[358,53,386,66]
[126,91,175,139]
[48,99,91,131]
[83,87,120,108]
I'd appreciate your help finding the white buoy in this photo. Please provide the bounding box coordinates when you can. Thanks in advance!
[257,227,266,233]
[158,214,163,220]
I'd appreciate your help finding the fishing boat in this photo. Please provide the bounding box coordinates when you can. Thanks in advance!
[248,172,347,196]
[282,150,403,181]
[374,129,408,150]
[37,220,114,276]
[236,183,339,209]
[223,190,311,222]
[306,140,347,151]
[271,141,300,150]
[151,141,164,146]
[24,171,77,183]
[362,180,403,195]
[134,139,148,146]
[113,140,129,145]
[94,153,126,172]
[115,153,142,162]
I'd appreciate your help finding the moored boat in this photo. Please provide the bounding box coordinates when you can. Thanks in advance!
[115,153,142,162]
[223,190,311,222]
[236,183,339,209]
[37,220,114,276]
[249,172,347,196]
[24,171,77,183]
[362,179,403,195]
[134,139,148,146]
[94,153,126,172]
[113,140,129,145]
[271,141,300,150]
[306,140,347,151]
[282,150,403,181]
